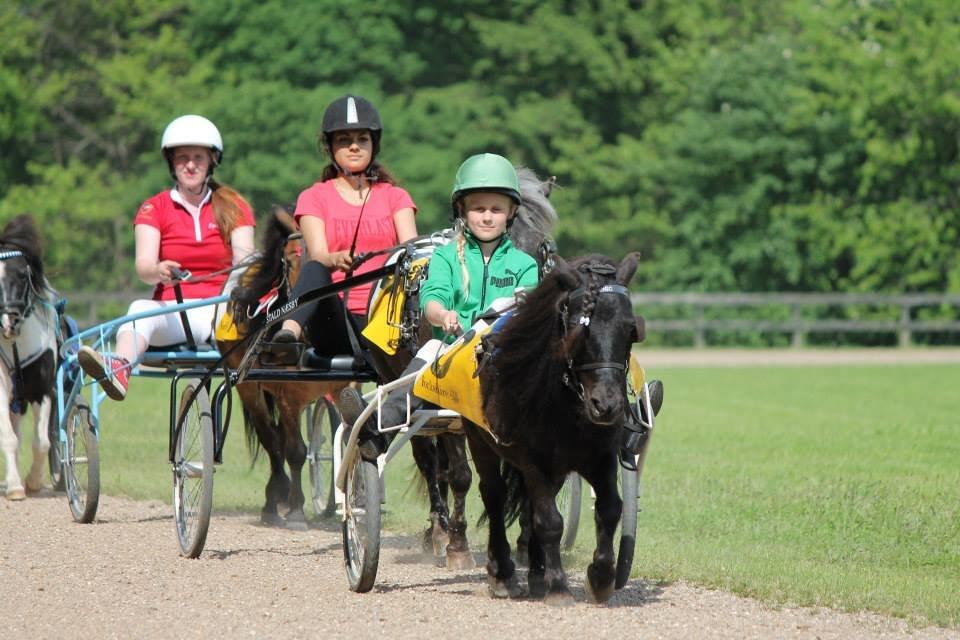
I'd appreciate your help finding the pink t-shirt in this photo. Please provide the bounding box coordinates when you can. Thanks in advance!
[294,180,416,315]
[134,189,256,300]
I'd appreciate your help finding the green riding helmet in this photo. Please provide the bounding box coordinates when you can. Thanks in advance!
[450,153,521,219]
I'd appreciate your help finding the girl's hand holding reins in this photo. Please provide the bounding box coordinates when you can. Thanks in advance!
[329,250,353,272]
[440,310,461,336]
[156,259,183,285]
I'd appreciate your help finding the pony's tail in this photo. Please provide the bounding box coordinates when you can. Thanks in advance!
[502,462,525,526]
[243,391,277,466]
[478,461,526,527]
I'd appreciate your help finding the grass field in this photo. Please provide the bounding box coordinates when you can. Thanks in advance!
[5,363,958,627]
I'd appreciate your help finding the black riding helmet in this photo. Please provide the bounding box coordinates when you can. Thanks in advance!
[321,95,383,161]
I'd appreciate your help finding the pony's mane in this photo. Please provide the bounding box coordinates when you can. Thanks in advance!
[1,214,45,284]
[512,167,558,259]
[483,255,618,427]
[230,208,296,323]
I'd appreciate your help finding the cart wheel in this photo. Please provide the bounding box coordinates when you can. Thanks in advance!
[558,472,582,550]
[65,399,100,523]
[342,454,381,592]
[615,460,639,589]
[306,397,338,518]
[172,379,214,558]
[48,400,65,492]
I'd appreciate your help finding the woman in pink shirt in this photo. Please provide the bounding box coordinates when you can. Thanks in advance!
[77,115,256,400]
[268,95,417,358]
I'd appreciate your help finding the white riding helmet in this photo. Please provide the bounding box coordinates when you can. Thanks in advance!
[160,115,224,165]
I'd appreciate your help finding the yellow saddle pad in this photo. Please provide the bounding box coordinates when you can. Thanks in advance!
[413,326,491,430]
[215,311,240,342]
[628,352,646,393]
[362,256,429,355]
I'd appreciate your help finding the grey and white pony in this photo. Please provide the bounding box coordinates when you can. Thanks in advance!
[1,215,59,500]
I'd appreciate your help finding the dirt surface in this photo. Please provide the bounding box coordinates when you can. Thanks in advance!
[3,492,957,640]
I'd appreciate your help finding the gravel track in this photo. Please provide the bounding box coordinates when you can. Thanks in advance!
[3,492,957,640]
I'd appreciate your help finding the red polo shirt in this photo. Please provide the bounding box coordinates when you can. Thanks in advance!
[134,189,255,300]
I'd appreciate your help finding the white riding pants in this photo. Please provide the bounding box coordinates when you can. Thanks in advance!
[117,299,221,347]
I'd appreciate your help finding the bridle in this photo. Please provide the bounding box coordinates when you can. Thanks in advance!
[0,248,39,337]
[558,263,631,402]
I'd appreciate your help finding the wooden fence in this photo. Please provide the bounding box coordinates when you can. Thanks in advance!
[61,290,960,348]
[631,292,960,348]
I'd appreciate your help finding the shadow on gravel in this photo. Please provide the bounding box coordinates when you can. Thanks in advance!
[602,579,666,607]
[372,572,486,595]
[205,545,337,560]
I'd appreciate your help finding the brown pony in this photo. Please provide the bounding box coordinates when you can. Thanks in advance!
[219,206,350,529]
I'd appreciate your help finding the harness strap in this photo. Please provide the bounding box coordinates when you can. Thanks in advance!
[10,342,26,415]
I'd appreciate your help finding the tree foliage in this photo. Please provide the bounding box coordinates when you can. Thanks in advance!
[2,0,959,297]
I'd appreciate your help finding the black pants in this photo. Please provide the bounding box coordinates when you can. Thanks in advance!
[287,260,368,356]
[361,356,428,445]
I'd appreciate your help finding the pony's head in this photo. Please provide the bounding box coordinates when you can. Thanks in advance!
[0,215,45,339]
[228,206,302,334]
[552,253,644,426]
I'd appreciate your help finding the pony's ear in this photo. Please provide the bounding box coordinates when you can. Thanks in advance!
[616,252,641,286]
[543,176,557,198]
[273,206,297,232]
[632,314,646,343]
[551,256,580,291]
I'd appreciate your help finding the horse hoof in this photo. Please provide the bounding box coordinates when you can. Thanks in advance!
[446,549,476,570]
[6,488,26,501]
[515,545,529,568]
[544,589,576,607]
[585,578,615,604]
[260,510,284,527]
[488,575,526,599]
[528,573,546,599]
[285,512,309,532]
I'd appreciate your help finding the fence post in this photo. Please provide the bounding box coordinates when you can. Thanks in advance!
[898,304,911,348]
[791,305,804,348]
[694,304,706,348]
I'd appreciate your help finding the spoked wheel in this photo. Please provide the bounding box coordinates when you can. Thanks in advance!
[48,400,65,492]
[64,399,100,523]
[341,451,381,593]
[172,379,214,558]
[306,397,338,518]
[557,472,582,550]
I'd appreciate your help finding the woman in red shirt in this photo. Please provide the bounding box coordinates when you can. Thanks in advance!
[267,95,417,358]
[78,115,256,400]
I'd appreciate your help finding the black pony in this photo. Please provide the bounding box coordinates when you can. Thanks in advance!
[1,214,58,500]
[465,253,644,604]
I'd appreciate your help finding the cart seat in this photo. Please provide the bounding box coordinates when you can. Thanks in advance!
[140,342,221,369]
[300,348,376,374]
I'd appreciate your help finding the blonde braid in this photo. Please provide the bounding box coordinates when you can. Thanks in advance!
[456,227,470,298]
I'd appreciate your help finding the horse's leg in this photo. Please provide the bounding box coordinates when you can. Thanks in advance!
[580,457,621,604]
[1,386,26,499]
[24,397,52,493]
[278,396,308,531]
[465,425,522,598]
[410,436,449,558]
[525,496,548,597]
[515,496,532,568]
[528,474,574,606]
[441,433,475,570]
[238,384,288,526]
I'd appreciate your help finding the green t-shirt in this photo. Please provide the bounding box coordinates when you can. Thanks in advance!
[420,234,539,341]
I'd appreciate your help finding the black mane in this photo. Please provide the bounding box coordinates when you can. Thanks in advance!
[0,214,45,284]
[230,208,296,327]
[481,254,619,435]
